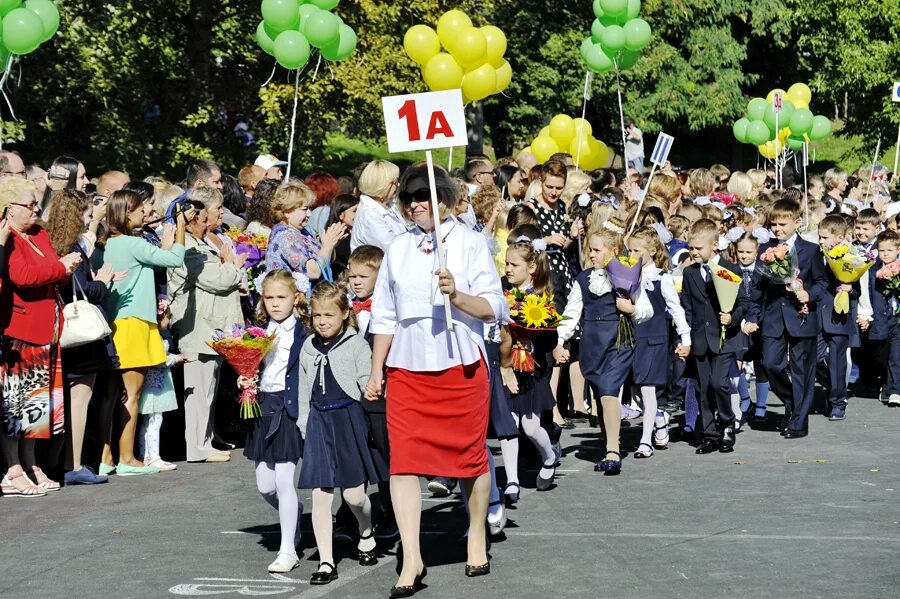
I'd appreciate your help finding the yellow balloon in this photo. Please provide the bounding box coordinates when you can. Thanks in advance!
[495,60,512,92]
[437,9,472,53]
[522,145,533,156]
[452,27,487,67]
[481,25,507,64]
[778,127,791,142]
[572,117,593,139]
[404,25,441,65]
[532,136,560,163]
[422,53,463,91]
[587,139,609,169]
[461,63,497,101]
[766,88,787,104]
[758,139,785,159]
[539,125,551,138]
[568,135,593,167]
[550,114,575,145]
[786,82,812,109]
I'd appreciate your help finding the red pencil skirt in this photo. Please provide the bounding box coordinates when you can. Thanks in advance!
[386,359,490,478]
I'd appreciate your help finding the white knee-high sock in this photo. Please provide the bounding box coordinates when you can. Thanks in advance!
[274,462,299,554]
[342,485,376,551]
[636,386,657,448]
[520,412,555,479]
[501,414,521,488]
[312,488,335,565]
[730,376,741,427]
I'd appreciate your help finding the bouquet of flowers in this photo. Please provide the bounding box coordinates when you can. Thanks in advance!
[225,230,268,269]
[207,324,277,419]
[505,289,567,372]
[876,261,900,315]
[604,255,643,350]
[759,243,807,316]
[711,267,742,348]
[825,243,875,314]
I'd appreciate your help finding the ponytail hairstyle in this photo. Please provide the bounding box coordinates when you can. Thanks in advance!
[255,269,310,327]
[506,237,552,296]
[630,226,670,270]
[310,281,358,334]
[727,230,760,264]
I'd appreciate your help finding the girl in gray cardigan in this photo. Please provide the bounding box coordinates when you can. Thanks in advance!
[296,283,382,586]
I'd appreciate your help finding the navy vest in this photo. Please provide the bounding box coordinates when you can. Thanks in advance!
[634,279,667,339]
[575,269,618,322]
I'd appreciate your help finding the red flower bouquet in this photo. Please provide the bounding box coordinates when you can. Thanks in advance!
[207,324,277,418]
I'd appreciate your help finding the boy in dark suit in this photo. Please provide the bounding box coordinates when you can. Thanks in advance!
[816,215,860,421]
[869,230,900,407]
[745,199,828,438]
[680,219,747,454]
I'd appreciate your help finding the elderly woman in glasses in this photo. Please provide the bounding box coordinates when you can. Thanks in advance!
[365,163,504,595]
[0,178,82,497]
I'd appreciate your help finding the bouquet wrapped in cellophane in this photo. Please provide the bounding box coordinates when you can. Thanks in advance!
[825,243,875,314]
[207,324,277,419]
[711,267,742,348]
[505,289,567,372]
[604,255,643,349]
[876,261,900,315]
[759,243,808,318]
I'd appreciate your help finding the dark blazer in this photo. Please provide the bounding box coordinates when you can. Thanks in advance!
[746,236,828,338]
[819,266,860,336]
[680,258,748,355]
[869,259,896,341]
[261,322,308,438]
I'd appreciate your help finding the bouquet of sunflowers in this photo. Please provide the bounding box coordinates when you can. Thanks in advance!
[604,254,643,350]
[824,243,875,314]
[505,289,567,372]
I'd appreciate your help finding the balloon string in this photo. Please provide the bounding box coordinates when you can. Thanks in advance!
[284,67,301,183]
[614,61,630,187]
[311,54,322,83]
[261,61,277,87]
[575,71,589,171]
[0,55,17,125]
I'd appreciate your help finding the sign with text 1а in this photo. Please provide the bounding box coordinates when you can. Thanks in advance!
[382,90,467,153]
[650,133,674,167]
[892,82,900,103]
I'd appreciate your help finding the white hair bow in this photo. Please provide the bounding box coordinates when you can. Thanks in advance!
[531,239,548,252]
[650,222,673,244]
[751,227,772,244]
[726,226,746,243]
[693,196,711,206]
[577,193,592,208]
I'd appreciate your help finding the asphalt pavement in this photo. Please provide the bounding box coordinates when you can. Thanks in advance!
[2,394,900,599]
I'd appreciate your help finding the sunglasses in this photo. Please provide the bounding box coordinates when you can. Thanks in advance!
[398,188,432,204]
[8,201,39,211]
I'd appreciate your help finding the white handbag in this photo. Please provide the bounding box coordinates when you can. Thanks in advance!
[59,275,112,349]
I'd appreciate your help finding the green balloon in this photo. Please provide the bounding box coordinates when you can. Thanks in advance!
[0,1,20,17]
[626,0,641,19]
[809,115,832,141]
[590,18,605,43]
[599,24,626,54]
[592,0,603,19]
[763,99,795,130]
[320,23,356,61]
[789,108,814,136]
[303,9,339,48]
[299,4,318,30]
[273,30,311,70]
[256,21,276,55]
[616,49,640,70]
[747,98,767,121]
[2,8,43,54]
[309,0,339,9]
[0,44,11,64]
[732,118,750,143]
[24,0,57,42]
[623,18,651,51]
[581,39,613,73]
[261,0,299,32]
[600,0,628,17]
[787,136,805,152]
[746,120,770,146]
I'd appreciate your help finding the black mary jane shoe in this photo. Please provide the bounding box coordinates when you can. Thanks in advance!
[593,451,622,474]
[782,429,808,439]
[465,562,491,578]
[503,482,521,506]
[310,562,338,585]
[389,568,427,598]
[695,440,720,454]
[358,531,379,566]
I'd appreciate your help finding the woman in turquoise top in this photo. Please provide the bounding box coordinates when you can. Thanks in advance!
[98,190,188,476]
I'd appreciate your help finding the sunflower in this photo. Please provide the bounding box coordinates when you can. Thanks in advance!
[521,294,551,327]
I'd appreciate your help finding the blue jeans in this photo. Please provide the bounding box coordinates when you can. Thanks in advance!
[627,156,645,175]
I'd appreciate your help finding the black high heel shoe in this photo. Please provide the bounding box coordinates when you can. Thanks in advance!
[358,531,378,566]
[389,567,427,598]
[309,562,338,585]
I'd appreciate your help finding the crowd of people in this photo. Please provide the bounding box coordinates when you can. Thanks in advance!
[1,141,898,597]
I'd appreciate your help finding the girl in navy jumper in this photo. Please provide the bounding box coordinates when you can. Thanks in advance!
[626,227,691,459]
[554,224,654,474]
[297,282,380,585]
[499,238,560,493]
[239,270,308,574]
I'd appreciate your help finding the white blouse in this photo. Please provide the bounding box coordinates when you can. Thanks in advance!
[350,195,409,252]
[556,268,654,346]
[370,219,505,371]
[259,315,297,393]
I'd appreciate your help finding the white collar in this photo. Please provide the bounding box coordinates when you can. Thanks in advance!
[784,233,798,249]
[267,315,296,335]
[641,264,662,287]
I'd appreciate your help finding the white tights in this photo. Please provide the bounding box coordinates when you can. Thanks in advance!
[312,485,374,568]
[501,412,555,486]
[138,413,163,460]
[255,461,301,554]
[632,386,658,449]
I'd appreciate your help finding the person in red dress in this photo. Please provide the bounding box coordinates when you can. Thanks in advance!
[365,164,504,597]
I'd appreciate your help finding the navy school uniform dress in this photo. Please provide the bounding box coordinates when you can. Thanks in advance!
[632,278,668,386]
[485,330,520,438]
[243,323,308,464]
[576,269,633,397]
[298,335,381,490]
[680,260,747,440]
[869,261,900,397]
[506,326,556,417]
[747,236,828,434]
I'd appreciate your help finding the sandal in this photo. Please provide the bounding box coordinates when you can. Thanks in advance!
[634,443,654,459]
[144,457,177,472]
[503,482,520,505]
[1,472,47,498]
[594,451,622,474]
[653,411,670,449]
[30,466,61,492]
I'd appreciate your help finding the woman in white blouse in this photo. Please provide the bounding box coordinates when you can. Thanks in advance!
[349,160,407,252]
[365,164,504,594]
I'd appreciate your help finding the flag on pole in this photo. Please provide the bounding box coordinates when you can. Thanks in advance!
[650,133,674,167]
